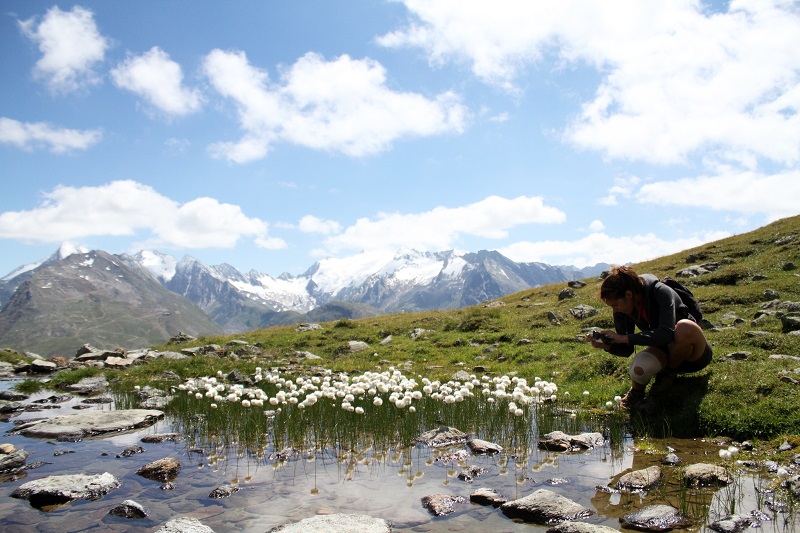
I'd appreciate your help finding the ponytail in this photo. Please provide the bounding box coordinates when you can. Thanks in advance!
[600,265,643,299]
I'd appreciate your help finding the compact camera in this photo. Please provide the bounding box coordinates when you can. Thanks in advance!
[591,331,612,344]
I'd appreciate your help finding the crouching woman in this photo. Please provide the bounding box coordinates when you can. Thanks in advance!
[588,265,712,409]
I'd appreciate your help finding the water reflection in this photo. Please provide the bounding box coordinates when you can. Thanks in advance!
[0,380,797,532]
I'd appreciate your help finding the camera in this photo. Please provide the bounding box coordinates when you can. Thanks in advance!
[591,331,612,344]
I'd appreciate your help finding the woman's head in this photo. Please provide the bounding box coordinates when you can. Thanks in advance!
[600,265,643,314]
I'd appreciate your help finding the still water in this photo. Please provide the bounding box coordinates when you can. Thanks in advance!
[0,380,796,532]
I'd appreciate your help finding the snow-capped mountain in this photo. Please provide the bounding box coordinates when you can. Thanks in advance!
[0,245,609,344]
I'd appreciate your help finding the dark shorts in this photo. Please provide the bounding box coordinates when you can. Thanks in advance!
[675,344,713,373]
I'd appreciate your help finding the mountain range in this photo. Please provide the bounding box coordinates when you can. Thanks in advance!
[0,244,607,356]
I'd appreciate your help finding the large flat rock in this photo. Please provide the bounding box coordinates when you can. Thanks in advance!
[11,472,120,509]
[12,409,164,440]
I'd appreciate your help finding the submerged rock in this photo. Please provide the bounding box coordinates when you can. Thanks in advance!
[269,513,391,532]
[11,472,120,509]
[467,437,503,454]
[470,487,507,507]
[416,426,468,447]
[546,523,620,533]
[707,513,756,533]
[0,446,29,472]
[208,485,240,499]
[500,489,593,524]
[108,499,148,518]
[421,493,466,516]
[615,465,663,492]
[12,409,164,440]
[620,504,691,531]
[136,457,181,482]
[156,516,215,532]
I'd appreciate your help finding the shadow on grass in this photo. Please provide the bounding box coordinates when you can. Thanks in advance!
[629,374,710,438]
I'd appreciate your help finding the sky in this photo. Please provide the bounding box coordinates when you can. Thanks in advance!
[1,0,799,279]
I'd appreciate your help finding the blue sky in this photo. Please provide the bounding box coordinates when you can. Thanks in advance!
[1,0,799,279]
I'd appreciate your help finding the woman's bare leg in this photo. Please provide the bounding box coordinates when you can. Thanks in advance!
[666,319,708,369]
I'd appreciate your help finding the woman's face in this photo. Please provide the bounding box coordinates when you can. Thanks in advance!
[602,291,635,315]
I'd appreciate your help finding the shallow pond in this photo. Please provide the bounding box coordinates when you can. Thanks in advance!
[0,378,797,532]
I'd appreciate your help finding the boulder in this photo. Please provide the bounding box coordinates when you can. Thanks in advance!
[683,463,732,486]
[269,513,391,532]
[467,437,503,455]
[11,472,120,508]
[547,523,620,533]
[538,431,604,451]
[108,499,148,518]
[347,340,370,353]
[421,494,466,516]
[0,447,29,472]
[500,489,593,524]
[416,426,468,447]
[620,504,691,531]
[30,359,58,373]
[136,457,181,482]
[156,517,214,532]
[64,375,109,395]
[615,466,663,492]
[707,513,756,533]
[470,487,507,507]
[12,409,164,440]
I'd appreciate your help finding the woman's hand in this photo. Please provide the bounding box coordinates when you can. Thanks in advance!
[601,330,627,345]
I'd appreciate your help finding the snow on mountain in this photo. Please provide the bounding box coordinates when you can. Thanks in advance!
[2,242,89,282]
[133,250,178,282]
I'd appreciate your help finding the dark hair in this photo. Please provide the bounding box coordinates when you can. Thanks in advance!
[600,265,643,299]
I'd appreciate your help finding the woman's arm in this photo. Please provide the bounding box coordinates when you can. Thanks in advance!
[627,282,678,347]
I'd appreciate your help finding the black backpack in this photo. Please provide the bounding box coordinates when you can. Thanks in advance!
[659,276,703,322]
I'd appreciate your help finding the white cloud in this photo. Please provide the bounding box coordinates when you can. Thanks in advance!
[0,180,279,249]
[499,230,730,269]
[298,215,342,235]
[202,49,468,163]
[19,6,108,92]
[636,169,800,221]
[111,47,203,116]
[0,117,102,153]
[382,1,800,167]
[324,195,565,254]
[588,219,605,232]
[598,175,641,206]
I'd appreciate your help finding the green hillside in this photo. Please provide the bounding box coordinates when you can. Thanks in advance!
[6,215,800,440]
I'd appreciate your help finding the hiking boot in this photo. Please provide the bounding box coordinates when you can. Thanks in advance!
[619,387,646,410]
[649,370,677,396]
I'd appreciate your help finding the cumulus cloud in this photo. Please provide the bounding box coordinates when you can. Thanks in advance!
[323,195,565,254]
[19,6,108,92]
[202,49,468,163]
[298,215,342,235]
[636,169,800,221]
[0,117,102,153]
[499,230,730,269]
[111,47,203,116]
[382,0,800,167]
[0,180,282,249]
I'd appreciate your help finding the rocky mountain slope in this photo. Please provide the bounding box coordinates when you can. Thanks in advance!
[0,250,221,356]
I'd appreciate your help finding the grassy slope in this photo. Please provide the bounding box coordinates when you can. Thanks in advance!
[4,215,800,440]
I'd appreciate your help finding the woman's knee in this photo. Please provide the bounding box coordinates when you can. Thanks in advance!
[629,350,664,385]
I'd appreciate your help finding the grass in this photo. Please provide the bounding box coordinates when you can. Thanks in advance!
[11,215,800,444]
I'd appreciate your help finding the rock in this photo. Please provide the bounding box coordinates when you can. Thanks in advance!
[719,351,750,361]
[0,390,29,401]
[538,431,604,451]
[569,304,598,320]
[293,351,321,361]
[227,368,252,384]
[108,499,148,518]
[416,426,468,447]
[421,494,466,516]
[269,513,391,532]
[295,323,321,332]
[470,487,507,507]
[379,335,393,345]
[781,314,800,333]
[683,463,732,486]
[12,409,164,440]
[500,489,593,524]
[347,340,370,353]
[568,280,586,289]
[558,288,575,300]
[410,328,428,339]
[467,437,503,455]
[64,375,109,395]
[676,262,721,277]
[0,361,14,377]
[141,433,182,444]
[104,356,135,368]
[11,472,120,508]
[782,474,800,498]
[615,466,663,491]
[707,513,755,533]
[137,457,181,482]
[116,445,145,458]
[620,504,691,531]
[457,465,486,482]
[30,359,58,373]
[156,517,215,532]
[168,332,197,344]
[546,523,620,533]
[208,485,240,499]
[661,453,682,466]
[0,447,29,472]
